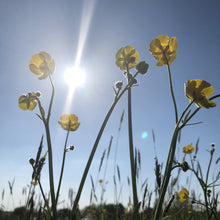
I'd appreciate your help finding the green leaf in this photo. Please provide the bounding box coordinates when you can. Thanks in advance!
[36,113,43,121]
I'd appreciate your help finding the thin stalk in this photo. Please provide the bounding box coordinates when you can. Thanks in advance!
[164,55,178,124]
[204,150,214,220]
[154,101,193,220]
[41,75,56,219]
[44,124,57,219]
[126,66,139,219]
[47,75,55,122]
[206,150,214,186]
[203,188,211,220]
[38,180,51,218]
[127,86,139,219]
[71,73,139,219]
[56,129,70,205]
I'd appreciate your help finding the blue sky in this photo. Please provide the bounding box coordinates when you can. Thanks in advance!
[0,0,220,210]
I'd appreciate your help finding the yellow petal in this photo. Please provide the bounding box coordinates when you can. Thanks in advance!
[169,37,177,52]
[115,46,139,70]
[29,64,43,75]
[69,114,78,122]
[38,51,51,62]
[149,39,163,53]
[156,35,169,48]
[60,114,70,122]
[195,98,216,109]
[167,52,177,65]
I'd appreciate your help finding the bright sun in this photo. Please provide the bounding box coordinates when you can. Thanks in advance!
[64,66,86,88]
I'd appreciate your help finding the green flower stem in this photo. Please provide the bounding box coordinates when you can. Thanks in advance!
[167,64,178,124]
[204,149,214,220]
[44,123,57,219]
[55,129,70,205]
[154,101,193,220]
[37,75,56,219]
[45,76,57,219]
[164,54,178,124]
[127,86,139,218]
[71,73,139,219]
[47,75,55,122]
[126,66,139,219]
[38,180,51,218]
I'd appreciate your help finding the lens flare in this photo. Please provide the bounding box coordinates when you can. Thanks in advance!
[141,131,148,139]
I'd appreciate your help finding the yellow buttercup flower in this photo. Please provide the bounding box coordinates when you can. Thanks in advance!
[115,46,139,70]
[183,145,195,154]
[185,79,216,109]
[18,92,37,111]
[178,188,189,203]
[149,35,177,66]
[29,51,55,80]
[58,114,80,131]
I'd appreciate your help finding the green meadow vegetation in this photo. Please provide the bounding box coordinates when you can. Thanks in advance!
[1,35,220,220]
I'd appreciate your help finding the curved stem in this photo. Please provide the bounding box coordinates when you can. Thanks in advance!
[56,130,70,205]
[71,73,139,219]
[47,75,55,122]
[167,63,178,124]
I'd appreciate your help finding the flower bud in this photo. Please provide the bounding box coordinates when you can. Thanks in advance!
[66,145,75,151]
[36,91,41,97]
[69,145,75,150]
[136,61,149,75]
[181,161,189,172]
[211,148,215,155]
[29,158,35,166]
[207,189,211,197]
[115,81,123,91]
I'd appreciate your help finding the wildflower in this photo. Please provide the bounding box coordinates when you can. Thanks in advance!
[125,210,129,214]
[178,188,189,203]
[29,51,55,80]
[102,209,106,214]
[185,79,216,108]
[183,145,195,154]
[136,61,149,74]
[18,92,37,111]
[127,202,132,207]
[58,114,80,131]
[99,179,103,183]
[149,35,177,66]
[115,46,139,70]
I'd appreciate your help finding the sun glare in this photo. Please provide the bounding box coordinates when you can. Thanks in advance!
[64,66,86,88]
